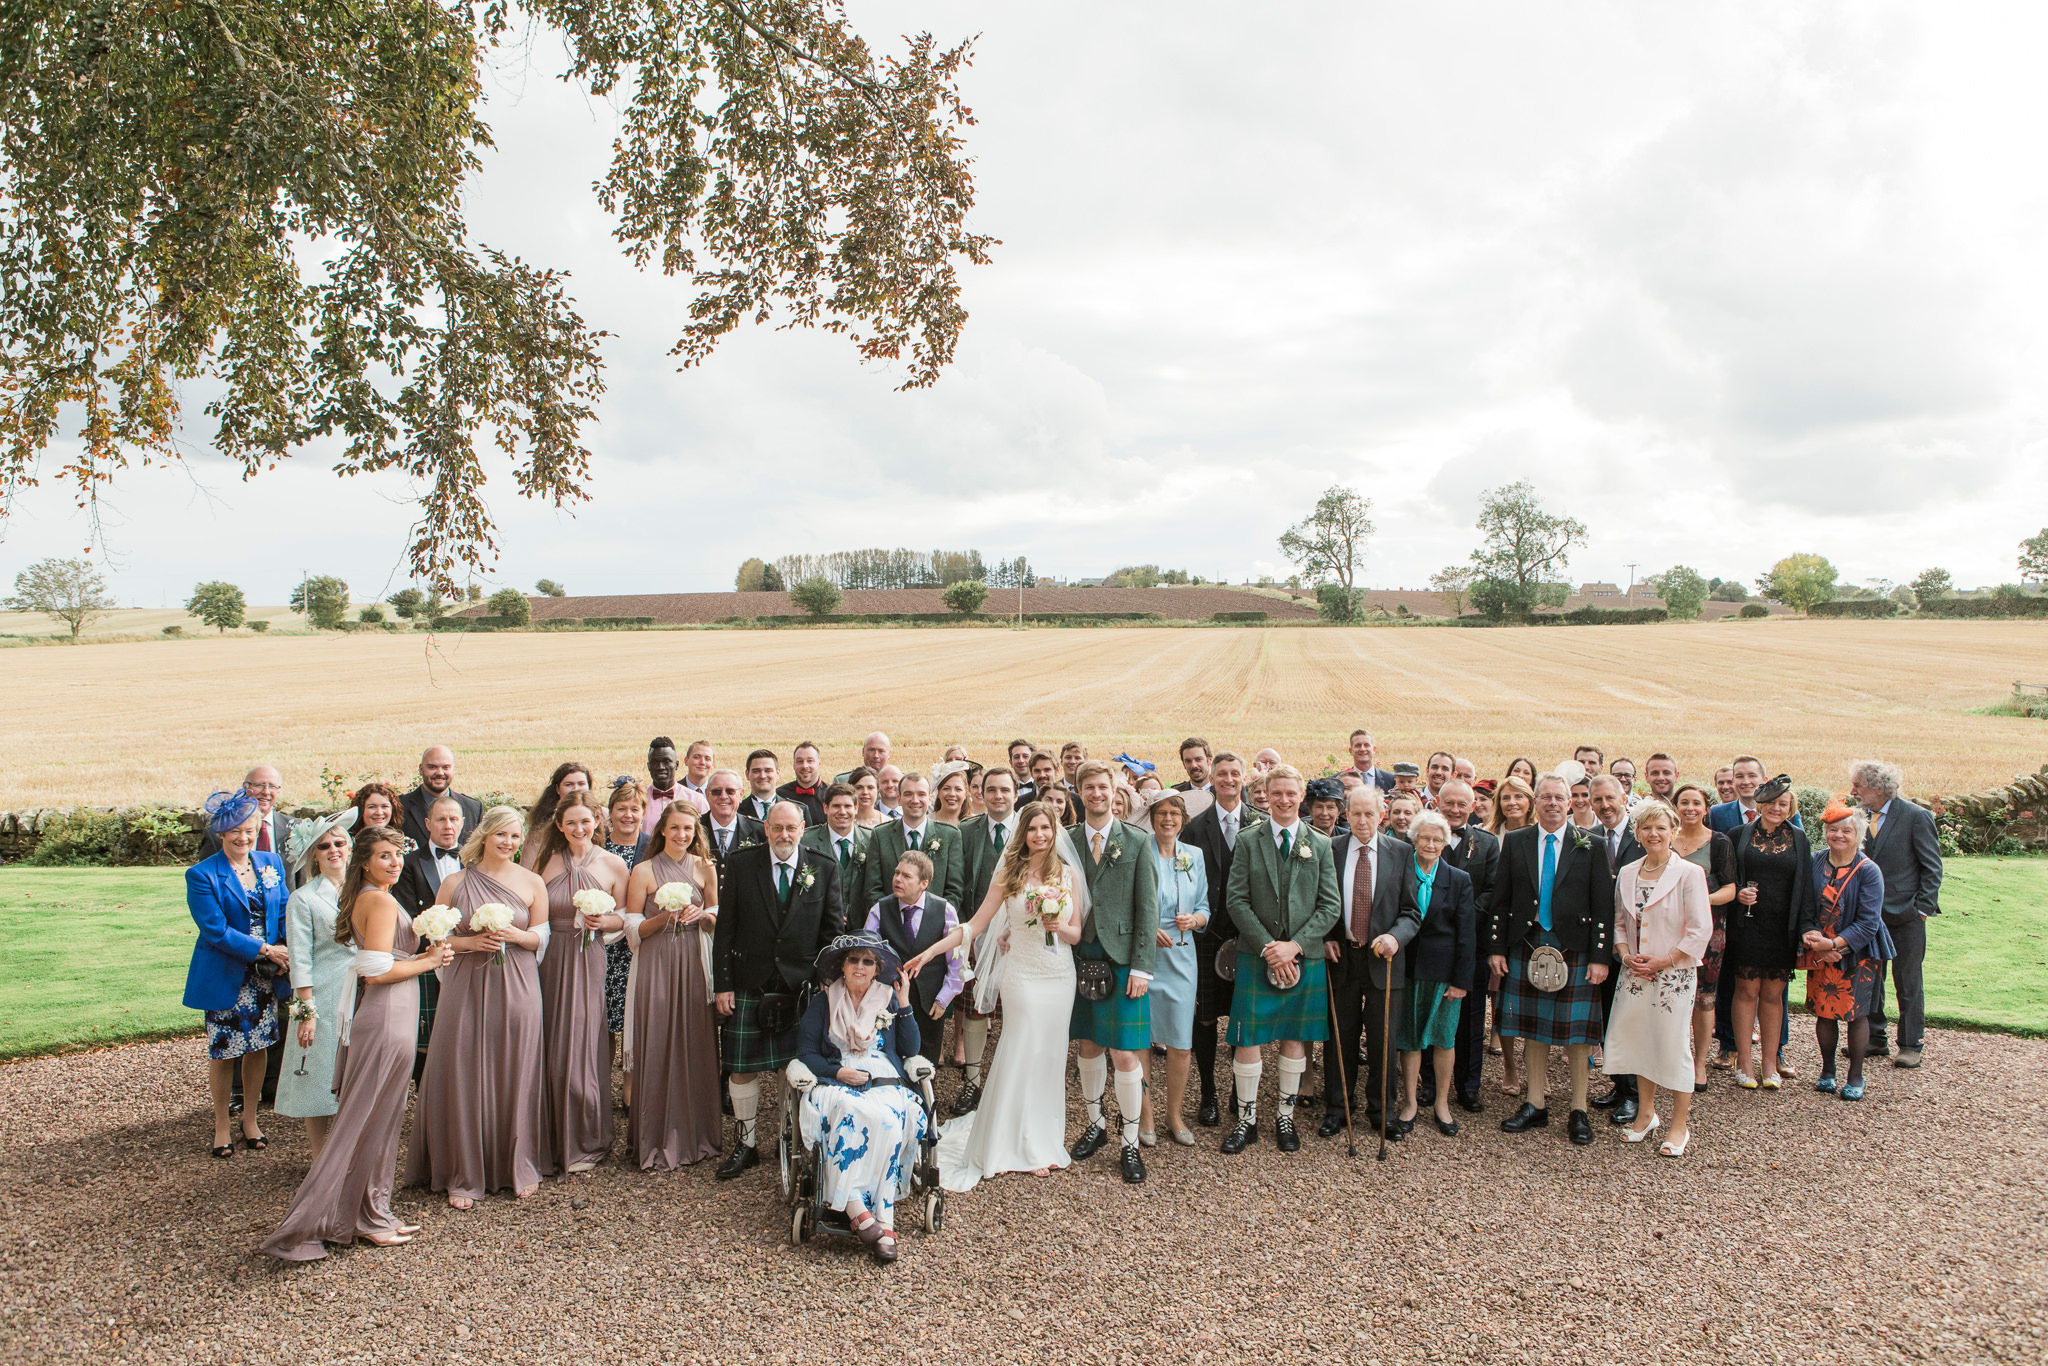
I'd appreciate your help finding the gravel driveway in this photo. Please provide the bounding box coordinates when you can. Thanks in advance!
[1,1028,2041,1364]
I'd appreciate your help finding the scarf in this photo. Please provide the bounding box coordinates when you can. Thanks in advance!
[826,978,895,1057]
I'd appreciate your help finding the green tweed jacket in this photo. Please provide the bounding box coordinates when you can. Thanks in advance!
[1224,822,1342,951]
[857,819,966,920]
[799,824,872,891]
[1064,819,1160,975]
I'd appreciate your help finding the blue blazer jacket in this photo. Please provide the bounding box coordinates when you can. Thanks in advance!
[1707,802,1803,835]
[183,850,291,1011]
[796,992,923,1083]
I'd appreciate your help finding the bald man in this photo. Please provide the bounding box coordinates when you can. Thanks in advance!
[401,745,483,848]
[199,765,290,860]
[834,732,892,784]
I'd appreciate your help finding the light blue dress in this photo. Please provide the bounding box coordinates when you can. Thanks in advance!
[1147,840,1209,1050]
[275,876,349,1118]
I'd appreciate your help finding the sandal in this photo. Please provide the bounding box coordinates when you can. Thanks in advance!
[872,1229,898,1264]
[211,1144,235,1160]
[1659,1129,1691,1157]
[241,1134,267,1152]
[850,1211,885,1245]
[1760,1074,1781,1091]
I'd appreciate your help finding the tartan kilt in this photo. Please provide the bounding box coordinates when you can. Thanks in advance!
[1194,928,1234,1021]
[720,990,800,1074]
[1068,943,1151,1050]
[1226,953,1330,1046]
[1500,945,1604,1047]
[416,971,440,1053]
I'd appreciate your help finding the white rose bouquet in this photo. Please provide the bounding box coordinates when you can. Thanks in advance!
[571,888,617,948]
[411,905,462,945]
[468,901,516,964]
[654,880,697,935]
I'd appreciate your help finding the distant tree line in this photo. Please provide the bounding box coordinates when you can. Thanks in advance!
[737,548,1034,592]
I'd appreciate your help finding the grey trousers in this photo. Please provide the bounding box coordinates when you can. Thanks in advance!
[1868,916,1928,1050]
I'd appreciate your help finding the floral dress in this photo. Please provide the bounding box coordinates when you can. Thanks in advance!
[602,838,642,1033]
[207,894,281,1060]
[1802,858,1880,1022]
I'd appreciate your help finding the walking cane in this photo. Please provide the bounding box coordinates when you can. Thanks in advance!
[1377,955,1394,1163]
[1324,959,1357,1159]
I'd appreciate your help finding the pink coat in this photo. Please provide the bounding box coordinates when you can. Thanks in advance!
[1613,856,1713,968]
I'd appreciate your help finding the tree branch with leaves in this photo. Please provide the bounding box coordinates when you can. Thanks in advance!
[1278,485,1375,587]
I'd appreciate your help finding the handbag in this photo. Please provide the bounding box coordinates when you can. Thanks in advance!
[1074,957,1115,1002]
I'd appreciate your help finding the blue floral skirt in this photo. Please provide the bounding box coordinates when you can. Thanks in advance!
[206,966,280,1061]
[799,1079,927,1224]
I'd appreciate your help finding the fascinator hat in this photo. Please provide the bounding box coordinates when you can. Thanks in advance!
[203,789,262,835]
[929,760,973,788]
[1753,774,1795,805]
[285,808,359,875]
[1114,753,1156,777]
[814,932,903,986]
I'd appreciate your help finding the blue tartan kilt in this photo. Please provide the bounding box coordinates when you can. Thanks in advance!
[1068,943,1151,1050]
[1500,943,1604,1047]
[721,990,800,1074]
[1225,953,1330,1046]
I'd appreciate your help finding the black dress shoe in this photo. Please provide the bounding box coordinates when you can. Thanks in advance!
[950,1083,982,1116]
[1220,1115,1258,1154]
[1196,1094,1221,1128]
[1384,1117,1406,1142]
[1500,1102,1549,1133]
[714,1143,759,1180]
[1436,1116,1460,1137]
[1275,1112,1301,1152]
[1567,1110,1594,1146]
[1608,1096,1639,1126]
[1416,1082,1437,1108]
[1588,1087,1624,1110]
[1069,1121,1109,1161]
[1119,1142,1147,1182]
[1456,1092,1483,1114]
[1317,1106,1349,1139]
[1295,1091,1320,1110]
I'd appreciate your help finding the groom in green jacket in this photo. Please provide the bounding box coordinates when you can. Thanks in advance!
[1065,760,1159,1184]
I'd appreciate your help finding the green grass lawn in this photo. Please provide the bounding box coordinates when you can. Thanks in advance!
[1,859,2044,1059]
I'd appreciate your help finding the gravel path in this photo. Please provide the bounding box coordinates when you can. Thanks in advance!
[1,1027,2042,1365]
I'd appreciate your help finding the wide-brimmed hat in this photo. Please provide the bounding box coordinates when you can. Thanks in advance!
[285,808,359,874]
[814,932,903,985]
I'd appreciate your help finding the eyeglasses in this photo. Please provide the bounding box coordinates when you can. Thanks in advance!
[246,783,282,794]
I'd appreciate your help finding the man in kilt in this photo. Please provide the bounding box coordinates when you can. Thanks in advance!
[712,801,844,1179]
[1065,760,1160,1184]
[1486,772,1615,1146]
[1220,765,1345,1155]
[1180,752,1261,1126]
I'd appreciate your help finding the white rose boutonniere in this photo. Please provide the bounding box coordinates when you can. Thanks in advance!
[1106,841,1123,865]
[797,864,818,892]
[925,836,943,856]
[259,865,281,891]
[1296,835,1314,860]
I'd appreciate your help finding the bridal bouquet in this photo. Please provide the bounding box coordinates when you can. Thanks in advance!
[468,902,516,964]
[411,905,461,945]
[571,889,617,948]
[654,880,696,934]
[1024,884,1071,947]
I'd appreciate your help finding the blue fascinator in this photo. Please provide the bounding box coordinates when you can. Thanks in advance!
[203,788,262,835]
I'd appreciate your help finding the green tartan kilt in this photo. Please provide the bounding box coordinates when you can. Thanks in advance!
[720,990,800,1074]
[1068,943,1151,1050]
[1226,953,1330,1046]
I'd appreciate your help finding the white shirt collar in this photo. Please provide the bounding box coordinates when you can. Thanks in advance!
[1271,819,1303,845]
[1537,820,1567,839]
[710,815,738,831]
[774,849,799,870]
[902,817,927,836]
[1084,814,1116,836]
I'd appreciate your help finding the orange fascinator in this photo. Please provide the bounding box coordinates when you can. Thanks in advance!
[1820,794,1858,825]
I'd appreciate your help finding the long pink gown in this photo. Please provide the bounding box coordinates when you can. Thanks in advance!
[404,867,554,1199]
[630,854,723,1169]
[539,853,616,1170]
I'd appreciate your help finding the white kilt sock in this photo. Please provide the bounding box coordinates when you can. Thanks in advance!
[1113,1066,1145,1146]
[1077,1052,1108,1127]
[1277,1052,1307,1119]
[1232,1058,1262,1123]
[729,1077,761,1147]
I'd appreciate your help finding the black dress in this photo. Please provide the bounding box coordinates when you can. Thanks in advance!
[602,839,642,1033]
[1727,823,1801,980]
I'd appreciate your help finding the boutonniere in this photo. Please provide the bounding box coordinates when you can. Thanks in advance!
[797,864,818,891]
[1295,837,1314,861]
[737,837,761,851]
[258,866,281,890]
[1173,852,1195,875]
[854,848,867,864]
[1568,827,1591,851]
[926,836,944,855]
[1106,841,1124,865]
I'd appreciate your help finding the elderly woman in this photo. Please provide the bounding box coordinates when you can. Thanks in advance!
[1394,812,1475,1136]
[1244,771,1271,815]
[1136,791,1208,1147]
[1670,784,1738,1089]
[1801,801,1895,1101]
[1728,776,1816,1090]
[1606,800,1713,1156]
[274,810,360,1159]
[795,933,926,1264]
[1305,777,1346,838]
[186,791,294,1158]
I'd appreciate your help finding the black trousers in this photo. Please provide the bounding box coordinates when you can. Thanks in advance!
[1597,966,1635,1100]
[1451,982,1491,1100]
[1326,941,1400,1118]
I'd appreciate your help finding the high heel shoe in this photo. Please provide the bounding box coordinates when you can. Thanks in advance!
[1621,1114,1663,1144]
[1735,1073,1758,1090]
[1659,1129,1691,1157]
[1760,1074,1781,1091]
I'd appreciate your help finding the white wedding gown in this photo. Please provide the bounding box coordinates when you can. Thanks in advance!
[936,882,1075,1190]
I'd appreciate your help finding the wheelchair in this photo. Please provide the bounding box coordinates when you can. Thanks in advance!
[778,1054,948,1246]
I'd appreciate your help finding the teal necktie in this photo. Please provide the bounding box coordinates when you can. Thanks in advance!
[1538,832,1557,931]
[907,828,921,850]
[777,862,791,903]
[1278,828,1292,861]
[992,822,1004,849]
[836,838,850,875]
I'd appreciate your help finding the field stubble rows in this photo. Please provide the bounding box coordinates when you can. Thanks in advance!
[3,620,2042,807]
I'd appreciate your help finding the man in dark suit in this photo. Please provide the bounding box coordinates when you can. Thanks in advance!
[740,749,780,823]
[1178,750,1261,1125]
[858,773,966,913]
[393,792,466,1074]
[399,745,482,849]
[1487,773,1615,1147]
[1851,760,1944,1067]
[1342,728,1397,793]
[701,769,764,884]
[198,765,291,861]
[710,800,843,1179]
[1587,774,1645,1123]
[774,741,828,826]
[1437,781,1501,1111]
[1173,737,1213,793]
[1322,784,1423,1137]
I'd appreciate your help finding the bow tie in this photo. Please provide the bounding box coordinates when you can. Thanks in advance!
[790,785,817,797]
[433,848,459,862]
[649,787,677,800]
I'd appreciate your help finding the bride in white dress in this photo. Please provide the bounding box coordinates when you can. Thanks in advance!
[906,803,1088,1190]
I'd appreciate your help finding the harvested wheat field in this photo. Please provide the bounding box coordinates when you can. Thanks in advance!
[2,619,2042,806]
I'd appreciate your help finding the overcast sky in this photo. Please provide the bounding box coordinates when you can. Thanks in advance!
[9,1,2048,604]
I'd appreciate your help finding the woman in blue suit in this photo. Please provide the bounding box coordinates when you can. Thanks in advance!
[1138,790,1209,1149]
[187,790,294,1158]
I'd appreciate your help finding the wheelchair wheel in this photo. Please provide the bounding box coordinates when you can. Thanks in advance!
[789,1200,808,1245]
[923,1191,945,1235]
[777,1106,798,1202]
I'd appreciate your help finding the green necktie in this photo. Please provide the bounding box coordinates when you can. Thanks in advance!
[908,828,921,850]
[992,822,1004,849]
[1278,829,1292,861]
[836,838,850,875]
[777,862,791,903]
